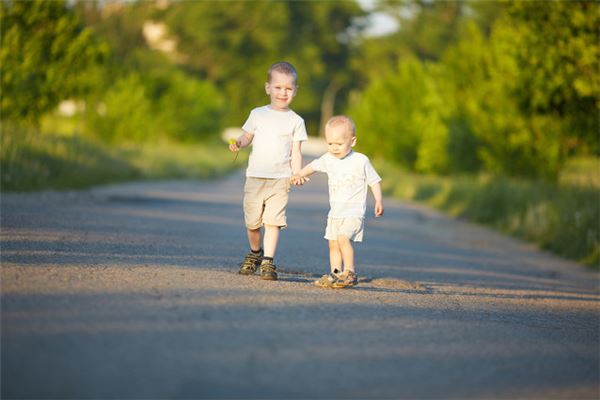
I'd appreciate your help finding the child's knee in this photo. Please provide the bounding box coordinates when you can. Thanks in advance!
[336,234,351,244]
[328,240,340,251]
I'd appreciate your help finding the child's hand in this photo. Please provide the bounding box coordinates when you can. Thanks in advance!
[290,174,309,186]
[228,138,240,152]
[374,201,384,217]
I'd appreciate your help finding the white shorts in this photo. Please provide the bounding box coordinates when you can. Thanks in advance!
[324,217,364,242]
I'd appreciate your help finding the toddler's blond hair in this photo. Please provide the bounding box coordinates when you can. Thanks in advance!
[326,115,356,137]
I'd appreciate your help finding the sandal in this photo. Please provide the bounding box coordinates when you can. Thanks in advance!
[332,271,358,288]
[238,251,262,275]
[314,270,342,288]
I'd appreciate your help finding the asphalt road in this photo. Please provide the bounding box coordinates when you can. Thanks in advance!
[1,171,599,399]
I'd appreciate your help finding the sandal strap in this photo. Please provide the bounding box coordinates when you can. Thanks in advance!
[240,252,262,270]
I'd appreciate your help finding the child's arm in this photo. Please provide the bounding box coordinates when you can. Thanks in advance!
[370,182,384,217]
[291,164,315,185]
[291,141,311,185]
[291,141,303,174]
[228,131,254,152]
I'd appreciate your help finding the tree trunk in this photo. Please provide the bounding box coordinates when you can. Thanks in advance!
[319,80,341,137]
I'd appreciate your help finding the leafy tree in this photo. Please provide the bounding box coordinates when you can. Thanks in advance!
[505,0,599,155]
[349,56,450,174]
[163,1,287,126]
[162,1,365,133]
[351,1,597,179]
[75,1,153,66]
[86,73,157,143]
[74,2,226,142]
[283,1,365,135]
[440,1,600,179]
[84,55,225,143]
[1,0,108,124]
[443,21,564,179]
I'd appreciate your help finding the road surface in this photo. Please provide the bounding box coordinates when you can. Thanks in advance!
[2,171,599,398]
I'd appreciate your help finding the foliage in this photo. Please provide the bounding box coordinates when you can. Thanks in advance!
[1,124,238,191]
[377,0,464,61]
[85,73,157,143]
[71,2,228,143]
[75,1,154,66]
[349,1,599,180]
[153,69,226,142]
[4,0,598,179]
[162,1,288,126]
[377,160,600,268]
[0,0,108,124]
[1,123,139,190]
[85,66,225,143]
[506,0,600,155]
[349,57,450,174]
[283,1,366,134]
[443,21,564,179]
[162,1,365,132]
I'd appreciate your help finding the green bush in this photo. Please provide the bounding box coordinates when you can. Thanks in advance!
[153,70,226,142]
[377,160,599,268]
[85,68,225,143]
[86,73,158,143]
[349,57,451,174]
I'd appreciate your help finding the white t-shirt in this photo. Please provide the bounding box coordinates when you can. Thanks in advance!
[309,151,381,218]
[242,105,308,178]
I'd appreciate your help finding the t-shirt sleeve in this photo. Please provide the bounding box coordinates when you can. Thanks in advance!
[241,109,256,134]
[365,158,381,186]
[309,153,328,173]
[293,117,308,142]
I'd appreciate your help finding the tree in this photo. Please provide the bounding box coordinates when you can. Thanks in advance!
[163,1,287,126]
[162,1,365,133]
[1,0,108,124]
[505,0,600,155]
[348,56,450,174]
[283,1,365,135]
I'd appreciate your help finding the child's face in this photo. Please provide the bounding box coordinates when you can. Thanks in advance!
[325,124,356,159]
[265,71,297,111]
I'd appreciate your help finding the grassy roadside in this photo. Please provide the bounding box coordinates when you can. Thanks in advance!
[375,159,600,269]
[2,126,597,269]
[0,128,244,192]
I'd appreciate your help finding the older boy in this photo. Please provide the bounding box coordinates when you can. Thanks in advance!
[291,115,383,288]
[229,61,308,280]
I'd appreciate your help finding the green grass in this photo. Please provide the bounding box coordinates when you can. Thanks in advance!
[558,157,600,188]
[376,159,600,269]
[1,126,244,192]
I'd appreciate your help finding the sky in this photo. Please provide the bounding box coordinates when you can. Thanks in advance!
[358,0,400,37]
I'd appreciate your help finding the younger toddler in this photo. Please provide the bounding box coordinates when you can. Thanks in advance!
[291,115,383,288]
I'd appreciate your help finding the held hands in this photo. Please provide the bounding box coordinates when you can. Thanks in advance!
[290,174,310,186]
[374,200,384,217]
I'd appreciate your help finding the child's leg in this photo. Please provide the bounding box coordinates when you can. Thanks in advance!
[328,240,343,273]
[336,234,355,273]
[247,227,262,252]
[259,224,280,281]
[262,224,279,258]
[260,178,289,260]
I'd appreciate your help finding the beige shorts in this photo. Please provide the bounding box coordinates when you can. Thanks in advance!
[243,177,291,229]
[324,217,364,242]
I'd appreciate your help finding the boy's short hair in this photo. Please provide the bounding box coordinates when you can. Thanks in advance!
[268,61,298,85]
[326,115,356,137]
